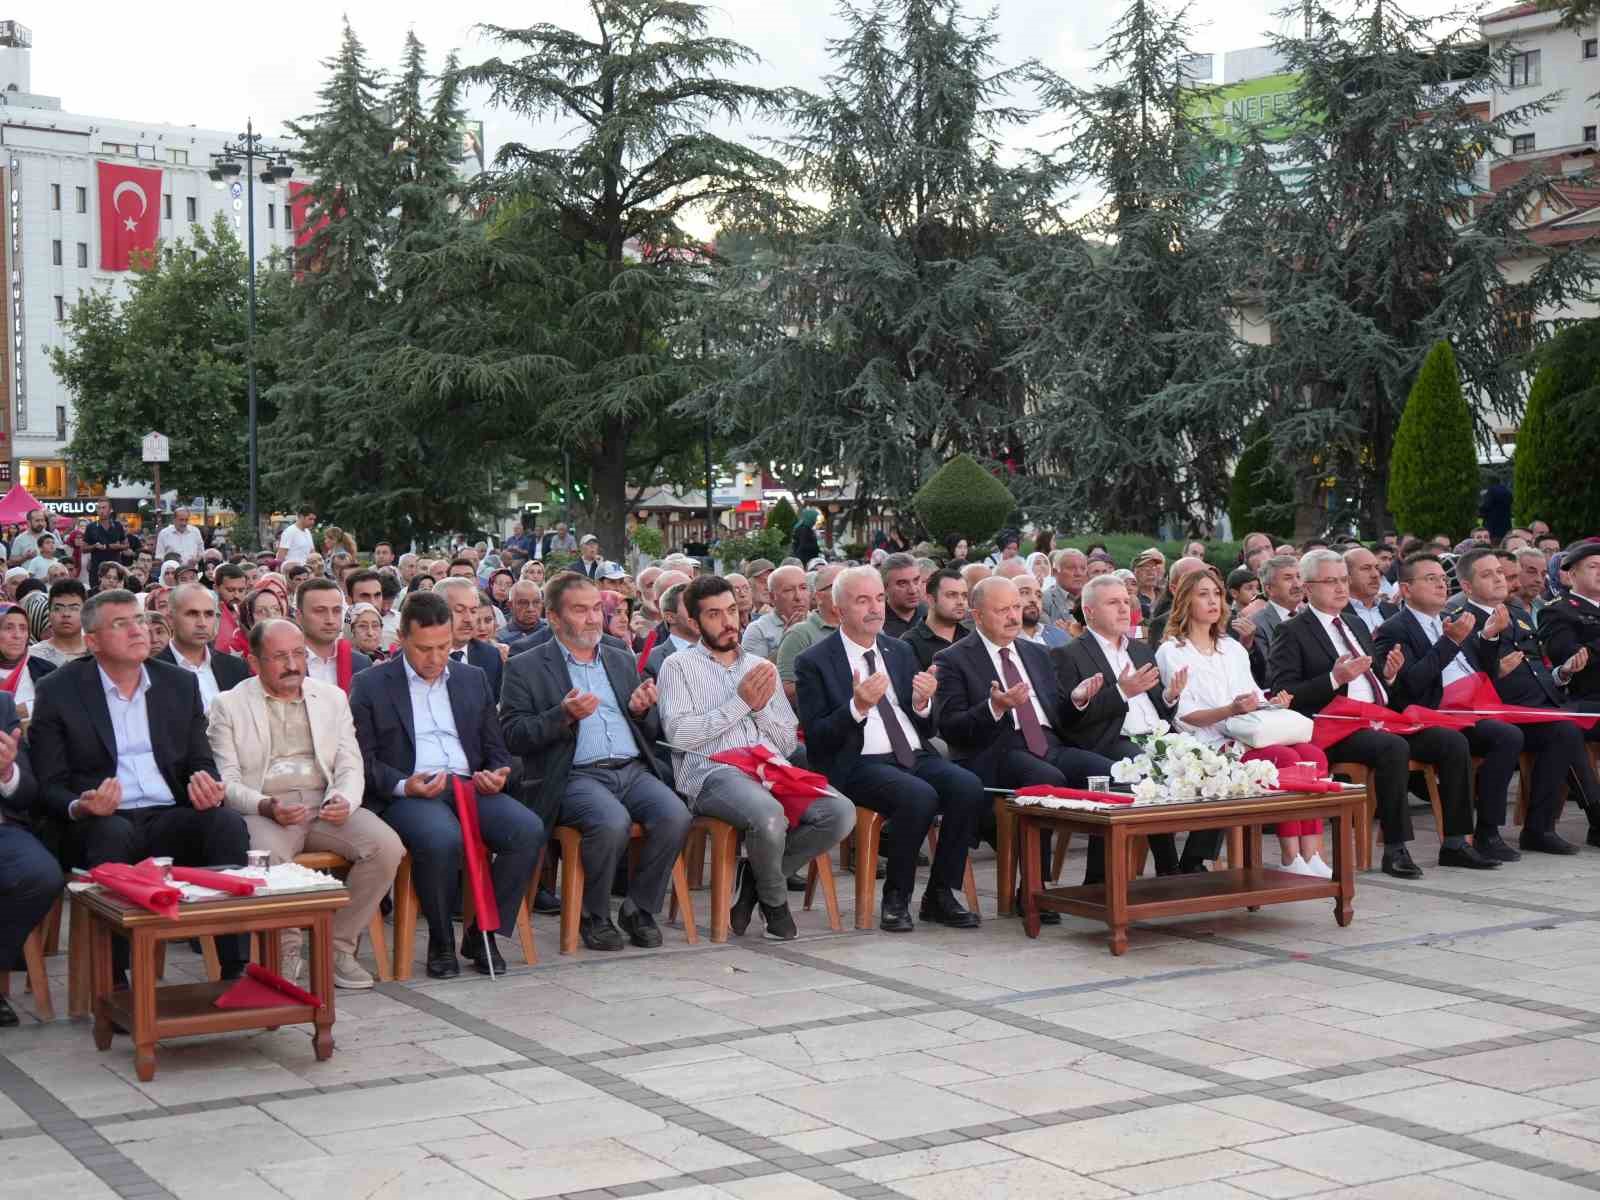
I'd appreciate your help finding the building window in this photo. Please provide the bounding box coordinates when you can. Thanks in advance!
[1512,132,1536,154]
[101,141,134,156]
[167,148,188,165]
[76,242,88,268]
[162,192,172,219]
[284,206,294,231]
[1587,126,1598,144]
[1585,38,1598,60]
[266,203,275,229]
[53,295,64,320]
[1509,50,1540,88]
[56,406,66,439]
[49,183,60,210]
[51,239,62,266]
[74,185,87,213]
[135,144,155,160]
[185,196,196,221]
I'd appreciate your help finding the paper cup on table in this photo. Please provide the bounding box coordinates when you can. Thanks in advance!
[246,850,270,879]
[1088,775,1110,792]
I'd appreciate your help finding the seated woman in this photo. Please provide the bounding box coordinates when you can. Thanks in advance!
[348,602,392,662]
[1155,567,1331,878]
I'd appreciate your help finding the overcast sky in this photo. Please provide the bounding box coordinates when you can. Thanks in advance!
[19,0,1472,228]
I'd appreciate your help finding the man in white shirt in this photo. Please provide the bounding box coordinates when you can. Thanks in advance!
[153,508,205,564]
[1342,546,1396,635]
[6,509,47,568]
[156,584,249,713]
[297,578,372,691]
[277,507,317,565]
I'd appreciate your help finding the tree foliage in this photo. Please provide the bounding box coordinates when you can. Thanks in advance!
[910,452,1016,546]
[1227,422,1296,541]
[1388,341,1477,538]
[50,216,272,509]
[1512,320,1600,537]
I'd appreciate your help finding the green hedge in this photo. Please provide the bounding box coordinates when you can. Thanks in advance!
[911,453,1017,547]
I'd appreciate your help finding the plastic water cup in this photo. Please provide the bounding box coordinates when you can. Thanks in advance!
[1296,761,1321,777]
[246,850,270,872]
[1088,775,1111,792]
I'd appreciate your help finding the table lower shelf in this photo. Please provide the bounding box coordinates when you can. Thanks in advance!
[101,981,320,1039]
[1035,866,1341,922]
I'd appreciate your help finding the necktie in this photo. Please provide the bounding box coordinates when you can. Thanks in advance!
[862,649,916,769]
[1330,616,1386,703]
[450,650,464,663]
[998,646,1048,757]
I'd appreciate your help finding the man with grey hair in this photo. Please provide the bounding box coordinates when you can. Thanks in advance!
[154,507,205,564]
[1043,549,1089,630]
[880,552,926,640]
[960,561,991,591]
[743,564,808,661]
[1268,548,1480,879]
[777,563,843,705]
[726,573,754,630]
[1252,555,1302,647]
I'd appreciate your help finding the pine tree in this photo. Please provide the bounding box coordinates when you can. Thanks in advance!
[1512,320,1600,537]
[1388,341,1478,539]
[455,0,791,554]
[1227,422,1295,541]
[1020,0,1245,533]
[1217,0,1597,536]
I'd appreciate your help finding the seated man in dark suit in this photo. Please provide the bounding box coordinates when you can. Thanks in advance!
[1053,574,1218,883]
[0,691,57,1028]
[500,574,690,952]
[1342,546,1398,636]
[432,578,503,701]
[643,582,698,682]
[350,591,546,978]
[796,566,983,932]
[158,582,251,713]
[29,589,249,980]
[934,576,1113,921]
[1269,550,1491,880]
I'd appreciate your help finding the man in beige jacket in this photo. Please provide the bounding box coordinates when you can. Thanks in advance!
[208,619,403,989]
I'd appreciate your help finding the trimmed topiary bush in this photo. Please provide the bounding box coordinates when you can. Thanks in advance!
[1227,421,1295,541]
[765,496,798,540]
[911,453,1017,549]
[1513,320,1600,539]
[1388,340,1477,541]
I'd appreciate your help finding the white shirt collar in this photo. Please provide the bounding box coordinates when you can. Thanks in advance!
[171,644,211,671]
[1089,628,1128,661]
[401,655,450,689]
[98,663,151,700]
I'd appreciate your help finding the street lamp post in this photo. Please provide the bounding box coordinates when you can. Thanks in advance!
[209,119,293,548]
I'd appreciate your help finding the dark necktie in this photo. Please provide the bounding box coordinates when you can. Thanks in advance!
[1330,616,1386,704]
[998,646,1048,757]
[450,650,465,663]
[862,649,916,768]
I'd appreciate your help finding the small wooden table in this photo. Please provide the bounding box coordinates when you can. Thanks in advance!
[72,883,348,1081]
[1013,787,1365,955]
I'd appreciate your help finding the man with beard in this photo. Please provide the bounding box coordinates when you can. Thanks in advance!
[902,568,969,670]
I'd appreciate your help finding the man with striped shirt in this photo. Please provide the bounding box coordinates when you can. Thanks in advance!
[658,576,854,941]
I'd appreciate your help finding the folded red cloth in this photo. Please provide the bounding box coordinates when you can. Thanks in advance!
[1014,785,1135,805]
[169,867,259,896]
[1272,770,1347,794]
[89,864,180,918]
[214,963,321,1011]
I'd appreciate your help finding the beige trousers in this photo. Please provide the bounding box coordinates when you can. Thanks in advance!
[243,807,405,956]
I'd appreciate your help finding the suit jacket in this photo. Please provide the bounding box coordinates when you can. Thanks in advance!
[0,692,39,829]
[795,630,931,788]
[1538,593,1600,701]
[348,654,512,816]
[508,625,628,658]
[1267,607,1390,716]
[29,657,219,822]
[457,638,502,701]
[156,645,252,694]
[499,637,664,824]
[1252,602,1288,646]
[207,677,365,815]
[1457,599,1565,709]
[576,558,603,580]
[933,632,1062,782]
[1050,630,1175,757]
[1372,608,1476,711]
[644,637,683,682]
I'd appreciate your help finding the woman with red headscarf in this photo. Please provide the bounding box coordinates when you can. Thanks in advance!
[0,602,57,720]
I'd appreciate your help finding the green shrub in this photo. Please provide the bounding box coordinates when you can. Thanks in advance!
[631,524,665,559]
[765,496,798,540]
[1388,341,1478,541]
[1227,423,1295,541]
[911,453,1016,548]
[1513,321,1600,538]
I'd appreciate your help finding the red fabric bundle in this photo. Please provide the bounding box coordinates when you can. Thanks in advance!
[89,863,180,918]
[1271,769,1348,794]
[214,963,321,1010]
[1440,671,1600,728]
[452,777,500,933]
[710,745,831,829]
[336,639,354,694]
[1014,785,1135,805]
[169,867,260,896]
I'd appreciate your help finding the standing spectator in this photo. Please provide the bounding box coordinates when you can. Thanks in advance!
[277,507,317,564]
[574,535,605,580]
[154,508,205,564]
[27,580,89,667]
[791,508,822,565]
[541,522,577,558]
[6,509,48,567]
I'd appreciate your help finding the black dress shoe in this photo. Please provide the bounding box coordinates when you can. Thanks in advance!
[786,871,807,892]
[618,905,663,948]
[760,901,798,941]
[919,889,980,929]
[532,887,561,915]
[1475,832,1522,863]
[1587,826,1600,850]
[1381,847,1424,879]
[1520,830,1580,856]
[0,996,17,1028]
[426,942,461,978]
[729,859,760,937]
[460,926,507,974]
[1439,843,1499,870]
[879,889,914,933]
[1014,888,1060,924]
[579,914,624,951]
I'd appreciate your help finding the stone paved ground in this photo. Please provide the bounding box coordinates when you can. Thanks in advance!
[8,801,1600,1200]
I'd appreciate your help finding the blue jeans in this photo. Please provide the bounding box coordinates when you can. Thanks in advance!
[559,761,691,918]
[0,825,61,969]
[382,791,546,946]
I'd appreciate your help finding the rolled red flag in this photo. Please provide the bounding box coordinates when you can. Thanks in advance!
[1014,784,1135,804]
[89,863,180,918]
[451,776,500,934]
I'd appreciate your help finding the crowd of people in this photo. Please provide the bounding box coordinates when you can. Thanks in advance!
[1,501,1597,1031]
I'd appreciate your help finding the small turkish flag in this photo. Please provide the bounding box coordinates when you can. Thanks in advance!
[98,161,162,271]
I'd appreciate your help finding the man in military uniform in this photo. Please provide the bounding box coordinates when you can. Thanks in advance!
[1538,542,1600,705]
[1454,548,1600,848]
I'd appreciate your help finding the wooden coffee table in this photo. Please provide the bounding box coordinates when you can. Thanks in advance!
[1012,786,1365,955]
[71,882,348,1081]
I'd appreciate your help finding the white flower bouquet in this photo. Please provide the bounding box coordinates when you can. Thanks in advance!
[1109,721,1280,804]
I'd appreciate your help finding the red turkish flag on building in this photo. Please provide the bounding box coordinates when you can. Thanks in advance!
[97,161,162,271]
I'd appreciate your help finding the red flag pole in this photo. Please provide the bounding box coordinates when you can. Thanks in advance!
[450,777,501,980]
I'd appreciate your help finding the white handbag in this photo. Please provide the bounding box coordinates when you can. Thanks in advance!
[1221,708,1314,749]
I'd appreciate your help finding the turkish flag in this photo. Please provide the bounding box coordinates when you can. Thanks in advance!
[98,161,162,271]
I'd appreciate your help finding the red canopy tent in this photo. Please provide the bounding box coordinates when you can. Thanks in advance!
[0,485,75,532]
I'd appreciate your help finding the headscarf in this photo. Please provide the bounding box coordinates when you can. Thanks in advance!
[796,507,819,529]
[241,576,291,631]
[158,560,179,586]
[1026,551,1051,580]
[143,585,170,617]
[22,590,50,642]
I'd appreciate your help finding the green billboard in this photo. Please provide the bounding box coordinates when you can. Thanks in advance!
[1189,72,1302,144]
